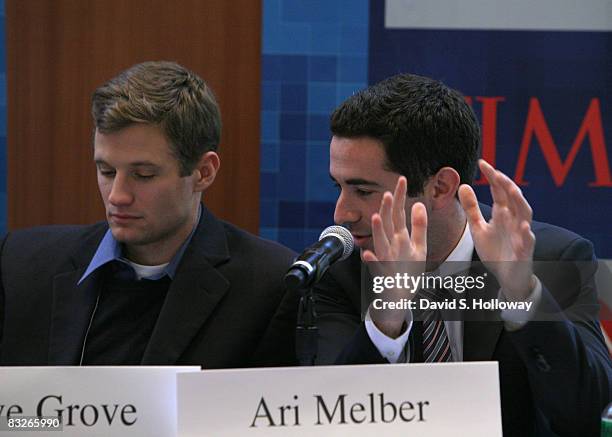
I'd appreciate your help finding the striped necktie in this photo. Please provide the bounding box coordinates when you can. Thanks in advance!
[420,287,453,362]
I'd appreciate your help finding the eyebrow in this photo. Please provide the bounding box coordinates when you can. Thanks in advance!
[94,159,160,168]
[329,174,381,187]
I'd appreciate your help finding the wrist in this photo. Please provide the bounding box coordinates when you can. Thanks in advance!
[503,274,537,301]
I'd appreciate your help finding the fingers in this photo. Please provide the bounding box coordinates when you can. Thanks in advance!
[410,202,427,253]
[361,249,379,263]
[392,177,408,232]
[481,159,533,225]
[379,176,408,242]
[512,220,536,259]
[458,184,485,231]
[479,159,508,207]
[370,176,426,262]
[498,172,533,225]
[370,213,390,259]
[379,191,394,242]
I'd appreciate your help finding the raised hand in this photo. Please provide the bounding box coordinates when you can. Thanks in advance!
[458,160,536,301]
[363,176,428,338]
[362,176,427,264]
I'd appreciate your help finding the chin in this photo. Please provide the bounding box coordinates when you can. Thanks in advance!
[109,227,142,244]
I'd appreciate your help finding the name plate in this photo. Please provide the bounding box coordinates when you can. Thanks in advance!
[0,366,199,436]
[178,362,502,436]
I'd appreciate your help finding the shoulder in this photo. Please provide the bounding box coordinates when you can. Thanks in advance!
[205,220,296,303]
[531,219,595,261]
[220,220,296,267]
[325,250,362,281]
[314,250,362,308]
[479,202,595,260]
[1,223,107,262]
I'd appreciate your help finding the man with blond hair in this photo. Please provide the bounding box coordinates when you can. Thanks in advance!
[0,61,296,367]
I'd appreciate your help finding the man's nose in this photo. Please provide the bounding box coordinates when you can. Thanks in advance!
[108,174,134,206]
[334,192,359,226]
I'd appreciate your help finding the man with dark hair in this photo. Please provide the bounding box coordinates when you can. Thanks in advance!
[0,61,296,368]
[317,73,611,436]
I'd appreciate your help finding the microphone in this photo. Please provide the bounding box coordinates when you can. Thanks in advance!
[284,225,354,290]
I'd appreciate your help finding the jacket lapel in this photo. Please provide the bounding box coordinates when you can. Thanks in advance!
[48,227,107,365]
[142,207,231,365]
[463,205,503,361]
[462,258,503,361]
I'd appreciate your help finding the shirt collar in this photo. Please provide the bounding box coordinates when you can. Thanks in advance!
[78,205,202,284]
[444,220,474,263]
[437,220,474,276]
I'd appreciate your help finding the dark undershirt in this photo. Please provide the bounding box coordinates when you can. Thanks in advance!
[81,267,171,365]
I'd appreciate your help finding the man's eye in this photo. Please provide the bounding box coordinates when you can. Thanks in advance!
[134,173,155,180]
[99,170,115,177]
[355,188,373,197]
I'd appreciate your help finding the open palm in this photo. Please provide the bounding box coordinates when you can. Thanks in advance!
[459,160,536,300]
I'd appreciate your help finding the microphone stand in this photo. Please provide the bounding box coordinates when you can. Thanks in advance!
[286,226,354,366]
[295,285,318,366]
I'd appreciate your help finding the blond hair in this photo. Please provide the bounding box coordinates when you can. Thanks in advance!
[92,61,221,175]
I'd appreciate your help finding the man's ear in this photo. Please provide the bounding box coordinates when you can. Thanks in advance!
[429,166,461,210]
[192,151,220,192]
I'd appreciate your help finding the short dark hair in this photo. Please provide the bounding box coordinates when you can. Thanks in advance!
[331,73,480,196]
[92,61,221,176]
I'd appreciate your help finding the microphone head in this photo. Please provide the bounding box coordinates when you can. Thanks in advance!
[319,225,354,261]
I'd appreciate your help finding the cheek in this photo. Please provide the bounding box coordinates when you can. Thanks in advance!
[171,181,196,205]
[97,179,111,199]
[365,195,384,218]
[152,182,193,209]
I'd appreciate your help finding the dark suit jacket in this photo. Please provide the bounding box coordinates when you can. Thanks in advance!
[0,207,298,368]
[314,208,612,437]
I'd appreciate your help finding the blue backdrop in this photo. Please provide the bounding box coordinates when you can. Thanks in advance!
[261,0,612,259]
[260,0,369,250]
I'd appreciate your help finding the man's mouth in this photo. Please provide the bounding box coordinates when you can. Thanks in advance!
[109,213,141,223]
[351,234,371,246]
